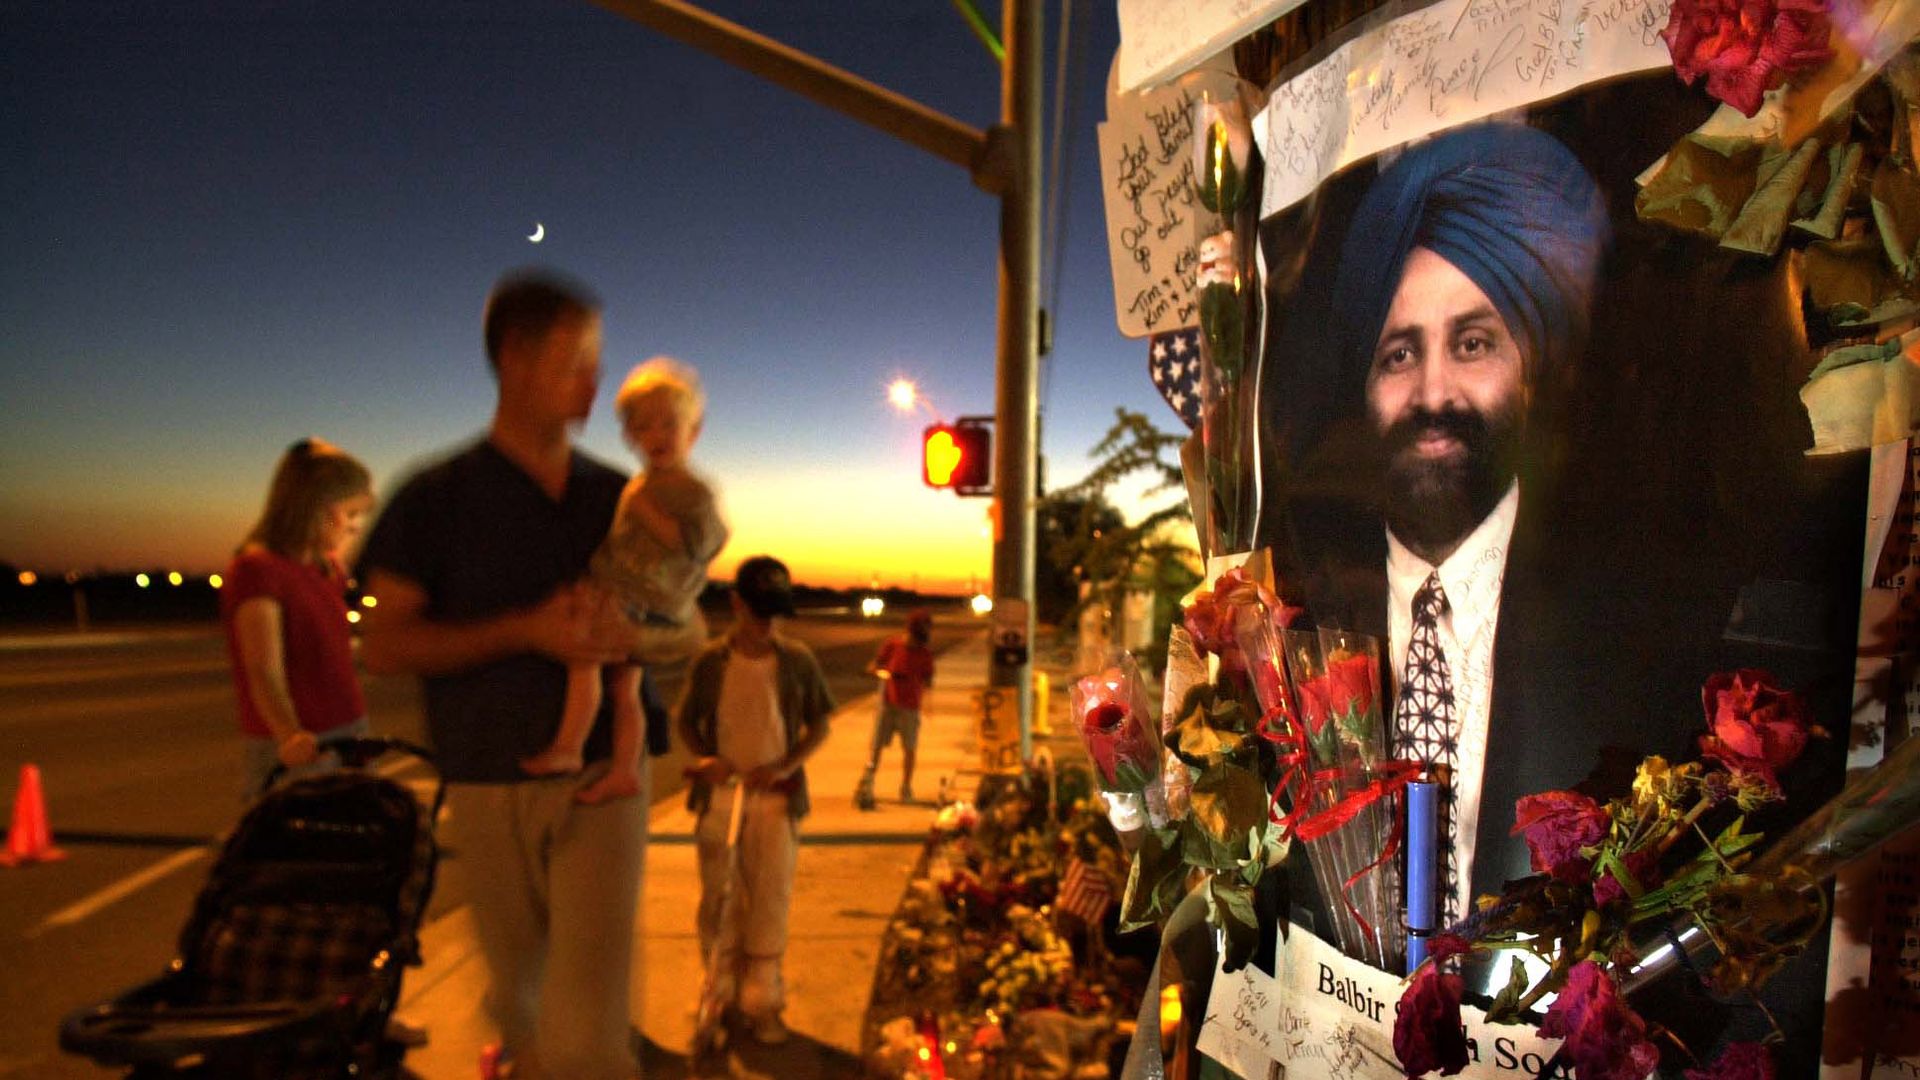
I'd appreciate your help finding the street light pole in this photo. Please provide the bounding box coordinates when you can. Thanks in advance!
[585,0,1044,749]
[990,0,1042,761]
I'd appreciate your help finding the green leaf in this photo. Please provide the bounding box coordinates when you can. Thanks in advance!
[1806,339,1904,384]
[1635,134,1768,237]
[1872,156,1920,279]
[1206,874,1262,972]
[1119,826,1189,933]
[1722,136,1824,256]
[1188,762,1271,848]
[1199,283,1245,382]
[1792,142,1865,241]
[1483,956,1536,1024]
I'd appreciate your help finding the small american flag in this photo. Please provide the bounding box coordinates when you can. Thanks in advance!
[1055,856,1113,925]
[1148,326,1202,430]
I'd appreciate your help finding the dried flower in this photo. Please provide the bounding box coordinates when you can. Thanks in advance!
[1698,669,1821,795]
[1662,0,1835,116]
[1685,1041,1777,1080]
[1392,935,1472,1077]
[1512,790,1610,885]
[1536,961,1662,1080]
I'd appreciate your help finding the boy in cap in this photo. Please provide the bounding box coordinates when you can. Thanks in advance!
[676,555,834,1044]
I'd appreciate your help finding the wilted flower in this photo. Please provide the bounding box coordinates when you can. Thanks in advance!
[1685,1041,1777,1080]
[1392,935,1471,1077]
[1512,790,1610,885]
[1662,0,1835,116]
[1698,669,1821,795]
[1593,848,1660,908]
[1537,961,1662,1080]
[1631,756,1701,818]
[1182,568,1297,675]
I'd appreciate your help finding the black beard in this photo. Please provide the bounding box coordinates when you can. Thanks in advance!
[1376,404,1521,562]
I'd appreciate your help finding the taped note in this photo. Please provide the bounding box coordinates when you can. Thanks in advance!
[1255,0,1674,218]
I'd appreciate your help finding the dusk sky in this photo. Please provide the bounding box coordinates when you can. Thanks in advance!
[3,1,1173,593]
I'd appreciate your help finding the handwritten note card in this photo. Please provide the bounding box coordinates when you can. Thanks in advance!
[1196,953,1283,1079]
[1255,0,1675,218]
[1098,66,1238,339]
[1117,0,1312,95]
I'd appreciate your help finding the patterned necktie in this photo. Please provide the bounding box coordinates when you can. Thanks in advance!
[1396,571,1460,925]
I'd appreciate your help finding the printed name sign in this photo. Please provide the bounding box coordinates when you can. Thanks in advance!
[1197,926,1568,1079]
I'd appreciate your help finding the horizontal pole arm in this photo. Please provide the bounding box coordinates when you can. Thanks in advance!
[588,0,991,172]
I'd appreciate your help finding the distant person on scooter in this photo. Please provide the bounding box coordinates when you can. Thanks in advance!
[860,608,935,806]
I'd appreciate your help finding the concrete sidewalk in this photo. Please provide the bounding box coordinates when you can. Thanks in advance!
[398,632,1000,1079]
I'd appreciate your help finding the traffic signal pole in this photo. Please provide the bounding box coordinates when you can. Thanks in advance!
[588,0,1042,755]
[993,0,1042,762]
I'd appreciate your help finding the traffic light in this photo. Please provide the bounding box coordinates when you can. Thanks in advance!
[922,417,992,495]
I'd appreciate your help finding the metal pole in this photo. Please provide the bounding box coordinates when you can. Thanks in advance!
[990,0,1042,760]
[586,0,989,172]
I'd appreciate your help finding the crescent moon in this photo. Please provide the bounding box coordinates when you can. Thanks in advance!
[528,222,545,243]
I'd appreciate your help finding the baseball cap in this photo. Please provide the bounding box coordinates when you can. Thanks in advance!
[734,555,797,618]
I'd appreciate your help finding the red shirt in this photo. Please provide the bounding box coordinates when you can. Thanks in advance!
[876,637,935,710]
[220,549,366,739]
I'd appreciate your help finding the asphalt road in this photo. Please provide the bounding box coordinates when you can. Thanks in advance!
[0,609,978,1079]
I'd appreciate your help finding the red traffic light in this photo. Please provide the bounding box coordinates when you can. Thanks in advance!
[922,420,992,494]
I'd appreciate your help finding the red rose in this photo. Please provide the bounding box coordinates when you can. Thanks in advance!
[1182,568,1300,674]
[1075,669,1158,792]
[1685,1041,1777,1080]
[1661,0,1834,116]
[1392,935,1472,1077]
[1296,652,1378,734]
[1697,669,1819,794]
[1512,791,1610,885]
[1538,961,1662,1080]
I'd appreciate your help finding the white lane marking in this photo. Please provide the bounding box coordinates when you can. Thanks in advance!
[27,846,210,938]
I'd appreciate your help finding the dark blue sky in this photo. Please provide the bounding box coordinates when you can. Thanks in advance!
[3,1,1168,590]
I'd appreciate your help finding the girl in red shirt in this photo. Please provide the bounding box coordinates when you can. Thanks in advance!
[221,437,375,798]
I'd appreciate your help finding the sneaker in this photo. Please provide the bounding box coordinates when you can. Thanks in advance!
[751,1013,790,1045]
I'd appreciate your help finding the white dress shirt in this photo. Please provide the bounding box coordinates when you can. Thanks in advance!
[1384,481,1520,919]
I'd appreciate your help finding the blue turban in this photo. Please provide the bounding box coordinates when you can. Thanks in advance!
[1330,123,1609,389]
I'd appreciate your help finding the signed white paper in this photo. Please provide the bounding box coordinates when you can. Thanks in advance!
[1116,0,1312,95]
[1255,0,1676,218]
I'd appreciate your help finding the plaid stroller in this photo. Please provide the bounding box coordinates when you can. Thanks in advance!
[61,738,443,1079]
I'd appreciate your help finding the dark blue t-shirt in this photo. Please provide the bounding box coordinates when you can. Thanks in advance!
[357,438,628,782]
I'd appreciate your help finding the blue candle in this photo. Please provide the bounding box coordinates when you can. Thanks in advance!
[1406,779,1438,973]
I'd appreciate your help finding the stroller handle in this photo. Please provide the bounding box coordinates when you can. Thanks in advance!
[262,735,446,822]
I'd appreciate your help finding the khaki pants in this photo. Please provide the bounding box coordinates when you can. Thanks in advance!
[694,783,798,1019]
[446,762,648,1080]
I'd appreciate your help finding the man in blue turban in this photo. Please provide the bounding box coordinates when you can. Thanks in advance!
[1303,123,1612,928]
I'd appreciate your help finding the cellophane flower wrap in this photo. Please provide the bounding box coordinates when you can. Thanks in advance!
[1113,566,1296,971]
[1190,84,1264,555]
[1071,651,1162,801]
[1241,616,1409,971]
[1389,668,1856,1079]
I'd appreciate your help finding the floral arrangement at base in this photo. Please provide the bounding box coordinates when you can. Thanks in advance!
[862,760,1147,1080]
[1392,670,1835,1079]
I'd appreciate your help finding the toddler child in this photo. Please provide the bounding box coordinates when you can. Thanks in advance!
[523,356,729,802]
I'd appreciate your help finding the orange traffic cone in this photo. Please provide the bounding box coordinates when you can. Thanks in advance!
[0,763,67,867]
